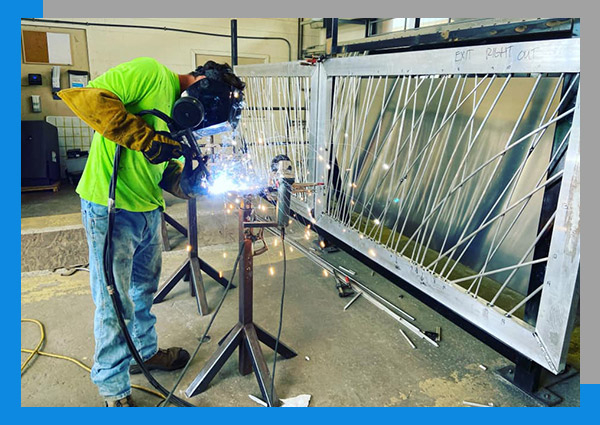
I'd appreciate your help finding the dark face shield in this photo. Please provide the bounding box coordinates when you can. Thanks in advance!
[172,78,244,138]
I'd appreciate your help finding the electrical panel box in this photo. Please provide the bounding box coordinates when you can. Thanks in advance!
[21,121,60,186]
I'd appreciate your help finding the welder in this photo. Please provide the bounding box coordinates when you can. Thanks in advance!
[58,58,244,407]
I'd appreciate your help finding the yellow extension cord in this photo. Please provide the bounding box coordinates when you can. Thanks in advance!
[21,318,166,401]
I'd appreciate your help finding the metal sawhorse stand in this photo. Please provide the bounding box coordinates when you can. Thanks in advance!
[185,196,297,406]
[154,198,233,316]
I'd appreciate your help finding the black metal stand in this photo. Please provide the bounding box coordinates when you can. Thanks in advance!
[160,212,188,251]
[185,198,297,406]
[154,198,232,316]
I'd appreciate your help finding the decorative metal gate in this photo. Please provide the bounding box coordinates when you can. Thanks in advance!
[234,38,580,374]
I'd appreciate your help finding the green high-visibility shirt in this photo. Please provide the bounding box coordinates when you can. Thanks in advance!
[76,57,180,212]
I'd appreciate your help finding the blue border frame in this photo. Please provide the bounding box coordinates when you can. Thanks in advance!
[11,3,595,417]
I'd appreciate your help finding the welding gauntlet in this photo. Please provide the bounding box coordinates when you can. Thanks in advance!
[144,131,183,164]
[179,155,210,198]
[159,159,190,199]
[58,88,182,163]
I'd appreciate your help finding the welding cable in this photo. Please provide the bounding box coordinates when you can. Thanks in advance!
[159,241,245,407]
[270,228,288,404]
[21,319,166,401]
[103,145,193,407]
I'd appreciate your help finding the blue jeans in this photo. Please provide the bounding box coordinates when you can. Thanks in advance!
[81,198,162,401]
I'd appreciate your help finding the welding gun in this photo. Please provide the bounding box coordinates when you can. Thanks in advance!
[271,155,295,230]
[137,109,211,195]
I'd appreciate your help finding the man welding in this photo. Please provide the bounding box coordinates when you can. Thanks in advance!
[59,58,244,407]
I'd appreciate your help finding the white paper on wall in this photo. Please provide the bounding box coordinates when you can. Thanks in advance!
[47,33,72,65]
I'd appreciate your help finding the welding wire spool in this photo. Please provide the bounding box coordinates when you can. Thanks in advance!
[399,329,416,349]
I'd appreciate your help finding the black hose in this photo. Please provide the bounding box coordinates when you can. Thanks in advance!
[21,18,293,61]
[103,145,194,407]
[270,228,287,405]
[160,242,245,407]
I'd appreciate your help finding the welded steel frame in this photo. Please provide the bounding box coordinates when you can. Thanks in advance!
[234,61,320,222]
[234,38,580,374]
[317,38,580,374]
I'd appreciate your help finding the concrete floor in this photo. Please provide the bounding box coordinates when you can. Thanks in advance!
[21,184,580,407]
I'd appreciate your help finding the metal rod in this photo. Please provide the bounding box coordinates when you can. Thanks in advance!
[445,77,574,282]
[463,401,493,407]
[339,266,356,276]
[343,291,363,310]
[469,76,573,290]
[262,224,416,322]
[505,280,544,318]
[488,212,556,305]
[399,329,416,349]
[398,108,571,264]
[451,257,548,285]
[397,75,498,254]
[429,171,563,271]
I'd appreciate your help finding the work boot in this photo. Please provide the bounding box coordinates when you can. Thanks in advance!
[105,395,136,407]
[129,347,190,375]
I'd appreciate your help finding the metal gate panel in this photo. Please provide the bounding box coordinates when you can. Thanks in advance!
[235,62,318,219]
[234,38,580,374]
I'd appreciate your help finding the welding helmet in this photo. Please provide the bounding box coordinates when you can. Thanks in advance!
[172,77,244,138]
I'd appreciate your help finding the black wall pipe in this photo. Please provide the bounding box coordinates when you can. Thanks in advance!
[230,19,238,67]
[22,18,292,61]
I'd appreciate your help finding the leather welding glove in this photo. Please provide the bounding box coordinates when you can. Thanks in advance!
[144,131,183,164]
[58,87,182,163]
[180,155,210,198]
[159,159,190,199]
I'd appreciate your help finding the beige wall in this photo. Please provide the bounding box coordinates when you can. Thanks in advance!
[24,18,321,78]
[21,25,90,121]
[21,18,321,121]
